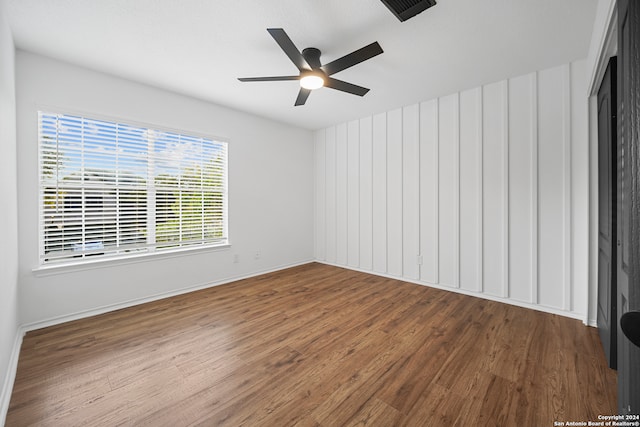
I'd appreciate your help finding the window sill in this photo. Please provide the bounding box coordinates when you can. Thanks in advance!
[32,243,231,277]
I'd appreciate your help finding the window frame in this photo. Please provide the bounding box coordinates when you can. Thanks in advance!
[35,109,230,271]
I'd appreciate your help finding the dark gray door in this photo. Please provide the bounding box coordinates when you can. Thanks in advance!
[617,0,640,414]
[597,57,617,369]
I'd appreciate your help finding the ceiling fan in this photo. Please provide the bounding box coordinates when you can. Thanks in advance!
[238,28,383,106]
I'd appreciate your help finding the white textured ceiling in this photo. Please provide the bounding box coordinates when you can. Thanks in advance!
[6,0,598,130]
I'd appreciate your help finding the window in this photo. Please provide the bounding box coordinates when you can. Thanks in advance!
[38,111,228,265]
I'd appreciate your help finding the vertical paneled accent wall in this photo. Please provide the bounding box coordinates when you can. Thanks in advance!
[314,60,589,320]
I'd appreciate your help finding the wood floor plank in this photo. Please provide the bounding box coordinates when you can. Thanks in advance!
[144,347,306,426]
[456,370,521,426]
[42,364,185,427]
[343,397,402,426]
[400,383,472,426]
[6,263,617,426]
[252,330,399,426]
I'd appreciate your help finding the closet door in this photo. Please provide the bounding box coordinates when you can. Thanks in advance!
[597,57,617,370]
[617,0,640,414]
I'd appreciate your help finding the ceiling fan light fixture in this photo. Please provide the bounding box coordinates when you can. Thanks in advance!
[300,72,325,90]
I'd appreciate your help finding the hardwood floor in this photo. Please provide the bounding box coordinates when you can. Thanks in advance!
[7,263,617,426]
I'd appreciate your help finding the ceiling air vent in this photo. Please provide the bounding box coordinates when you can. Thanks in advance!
[380,0,437,22]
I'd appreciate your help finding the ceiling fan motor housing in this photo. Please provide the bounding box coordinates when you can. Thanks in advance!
[302,48,322,69]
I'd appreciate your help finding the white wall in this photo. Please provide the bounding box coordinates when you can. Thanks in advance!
[16,51,315,326]
[0,0,20,420]
[315,60,590,321]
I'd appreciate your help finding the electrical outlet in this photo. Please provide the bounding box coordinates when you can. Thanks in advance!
[417,255,423,265]
[233,254,239,263]
[255,251,260,260]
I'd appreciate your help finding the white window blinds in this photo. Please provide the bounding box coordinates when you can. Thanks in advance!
[38,111,228,265]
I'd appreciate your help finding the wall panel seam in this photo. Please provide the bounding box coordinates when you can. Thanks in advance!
[417,103,422,279]
[454,93,461,288]
[314,133,318,259]
[369,117,374,269]
[563,64,573,311]
[477,87,484,293]
[334,126,339,264]
[435,99,440,283]
[339,123,347,266]
[532,72,539,305]
[316,131,325,261]
[322,131,328,261]
[400,109,404,277]
[503,80,510,298]
[384,113,389,273]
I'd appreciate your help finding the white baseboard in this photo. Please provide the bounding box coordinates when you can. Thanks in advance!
[315,260,591,324]
[0,326,25,427]
[23,259,314,332]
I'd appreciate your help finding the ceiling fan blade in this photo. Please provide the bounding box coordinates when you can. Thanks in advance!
[238,76,300,82]
[295,88,311,106]
[325,78,370,96]
[321,42,383,76]
[267,28,310,71]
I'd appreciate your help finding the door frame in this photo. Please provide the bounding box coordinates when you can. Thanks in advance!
[588,2,617,327]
